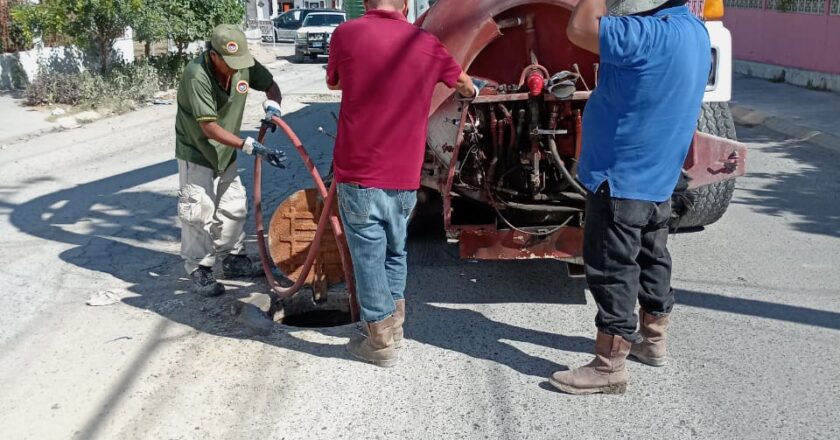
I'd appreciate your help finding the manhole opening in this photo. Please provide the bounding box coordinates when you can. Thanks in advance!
[275,286,353,328]
[281,309,352,328]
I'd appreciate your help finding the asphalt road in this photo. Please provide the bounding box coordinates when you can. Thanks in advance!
[1,52,838,439]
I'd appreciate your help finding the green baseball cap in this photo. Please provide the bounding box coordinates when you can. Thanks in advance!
[210,24,254,70]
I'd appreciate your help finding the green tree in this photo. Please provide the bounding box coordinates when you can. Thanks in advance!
[9,1,63,51]
[65,0,143,73]
[12,0,142,73]
[133,2,167,57]
[133,0,244,56]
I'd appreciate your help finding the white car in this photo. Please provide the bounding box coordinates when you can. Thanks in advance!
[293,12,347,63]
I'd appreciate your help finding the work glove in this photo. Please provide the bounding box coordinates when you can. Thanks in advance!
[472,78,488,95]
[458,77,488,101]
[243,136,287,169]
[263,99,282,120]
[546,71,579,99]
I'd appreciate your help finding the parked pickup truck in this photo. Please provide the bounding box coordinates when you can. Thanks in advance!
[293,11,347,63]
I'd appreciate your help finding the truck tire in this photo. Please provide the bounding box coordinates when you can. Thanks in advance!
[670,102,738,230]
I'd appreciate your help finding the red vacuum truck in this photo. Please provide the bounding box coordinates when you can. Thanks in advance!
[412,0,745,269]
[257,0,746,312]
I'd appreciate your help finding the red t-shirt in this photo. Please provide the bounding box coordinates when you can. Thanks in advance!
[327,9,462,190]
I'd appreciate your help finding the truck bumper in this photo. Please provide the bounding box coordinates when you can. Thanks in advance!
[458,226,584,263]
[684,131,748,189]
[296,43,329,56]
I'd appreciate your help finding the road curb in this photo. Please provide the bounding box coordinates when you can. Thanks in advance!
[0,126,58,147]
[731,105,840,154]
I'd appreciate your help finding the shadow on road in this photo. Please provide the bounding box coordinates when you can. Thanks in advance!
[277,54,329,65]
[8,105,840,437]
[733,126,840,238]
[9,106,840,362]
[6,103,591,373]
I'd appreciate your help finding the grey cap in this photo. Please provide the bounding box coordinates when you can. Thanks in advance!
[606,0,671,16]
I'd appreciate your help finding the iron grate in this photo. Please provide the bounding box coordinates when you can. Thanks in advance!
[766,0,826,13]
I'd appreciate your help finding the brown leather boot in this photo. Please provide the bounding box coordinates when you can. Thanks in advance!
[347,316,398,368]
[629,310,670,367]
[549,331,631,395]
[356,300,405,348]
[393,299,405,349]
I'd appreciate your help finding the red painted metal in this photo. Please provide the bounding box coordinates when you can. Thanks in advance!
[518,64,551,87]
[421,0,597,116]
[459,226,584,262]
[426,0,594,259]
[527,72,545,96]
[683,131,747,189]
[472,91,590,104]
[442,106,471,233]
[423,0,748,264]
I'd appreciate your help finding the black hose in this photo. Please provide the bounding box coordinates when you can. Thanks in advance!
[547,136,587,195]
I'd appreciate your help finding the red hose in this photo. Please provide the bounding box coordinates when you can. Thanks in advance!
[253,115,359,322]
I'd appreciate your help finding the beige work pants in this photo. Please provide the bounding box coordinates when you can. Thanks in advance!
[178,160,247,275]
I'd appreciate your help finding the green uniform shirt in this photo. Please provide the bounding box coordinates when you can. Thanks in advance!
[175,51,274,175]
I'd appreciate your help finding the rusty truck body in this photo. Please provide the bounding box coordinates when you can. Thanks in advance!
[411,0,746,266]
[258,0,747,314]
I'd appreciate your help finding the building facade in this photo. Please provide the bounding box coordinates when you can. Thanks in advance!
[724,0,840,77]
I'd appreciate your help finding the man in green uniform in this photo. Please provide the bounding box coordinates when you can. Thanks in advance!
[176,24,286,297]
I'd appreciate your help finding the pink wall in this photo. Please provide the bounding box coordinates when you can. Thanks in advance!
[724,5,840,74]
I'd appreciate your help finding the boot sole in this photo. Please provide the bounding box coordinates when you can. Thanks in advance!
[222,271,265,279]
[347,346,398,368]
[548,377,627,395]
[193,284,225,297]
[628,353,667,367]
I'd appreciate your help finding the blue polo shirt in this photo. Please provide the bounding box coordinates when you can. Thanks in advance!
[578,6,711,202]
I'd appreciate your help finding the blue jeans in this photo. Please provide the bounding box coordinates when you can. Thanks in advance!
[338,183,417,323]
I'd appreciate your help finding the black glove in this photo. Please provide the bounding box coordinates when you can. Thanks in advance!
[243,137,287,169]
[255,144,287,169]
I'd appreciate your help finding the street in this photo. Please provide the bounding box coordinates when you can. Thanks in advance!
[1,45,839,439]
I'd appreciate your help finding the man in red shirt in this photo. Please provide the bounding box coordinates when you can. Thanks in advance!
[326,0,477,367]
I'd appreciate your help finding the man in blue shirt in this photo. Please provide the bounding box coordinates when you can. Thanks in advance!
[549,0,711,394]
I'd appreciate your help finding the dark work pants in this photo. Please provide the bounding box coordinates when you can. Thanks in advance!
[583,183,674,341]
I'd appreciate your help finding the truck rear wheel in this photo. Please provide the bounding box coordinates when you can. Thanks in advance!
[670,102,738,230]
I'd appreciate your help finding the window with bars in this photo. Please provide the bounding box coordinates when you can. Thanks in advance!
[831,0,840,14]
[766,0,825,13]
[725,0,765,9]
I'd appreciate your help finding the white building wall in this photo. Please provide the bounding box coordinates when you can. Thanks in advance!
[0,28,135,90]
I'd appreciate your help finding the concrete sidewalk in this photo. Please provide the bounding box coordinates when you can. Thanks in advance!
[731,74,840,153]
[0,92,57,145]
